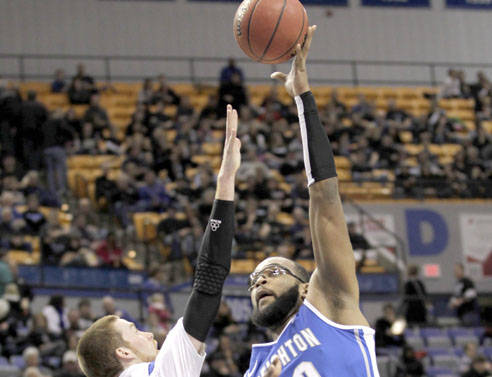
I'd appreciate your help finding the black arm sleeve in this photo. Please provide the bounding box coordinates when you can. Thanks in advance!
[183,199,234,342]
[295,91,337,186]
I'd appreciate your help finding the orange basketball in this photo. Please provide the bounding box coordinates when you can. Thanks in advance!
[233,0,308,64]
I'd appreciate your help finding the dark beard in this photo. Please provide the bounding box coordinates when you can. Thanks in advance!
[251,285,300,330]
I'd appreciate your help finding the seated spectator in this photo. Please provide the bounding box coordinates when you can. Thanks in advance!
[95,232,126,269]
[477,96,492,121]
[22,194,46,234]
[137,169,173,212]
[441,69,461,98]
[111,173,139,228]
[154,74,180,105]
[146,100,171,130]
[51,69,67,93]
[156,206,189,238]
[147,293,172,332]
[0,207,25,234]
[94,164,117,210]
[68,78,91,105]
[42,295,67,338]
[1,154,25,181]
[54,350,84,377]
[462,356,492,377]
[2,231,33,251]
[351,94,374,119]
[394,346,425,377]
[220,57,244,83]
[457,70,472,99]
[41,226,68,266]
[71,63,96,94]
[100,295,140,327]
[177,96,195,117]
[386,99,409,123]
[83,94,111,137]
[449,263,479,325]
[137,78,155,105]
[23,171,59,208]
[77,299,94,331]
[460,342,480,374]
[76,122,98,154]
[16,313,65,358]
[431,114,455,144]
[375,304,405,350]
[22,346,53,376]
[199,95,219,120]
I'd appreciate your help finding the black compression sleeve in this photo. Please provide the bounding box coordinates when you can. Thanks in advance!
[295,91,337,186]
[183,199,234,342]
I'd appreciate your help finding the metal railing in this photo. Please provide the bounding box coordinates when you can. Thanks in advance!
[2,53,492,86]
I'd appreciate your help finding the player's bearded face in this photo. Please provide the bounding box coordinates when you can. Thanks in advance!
[251,285,300,329]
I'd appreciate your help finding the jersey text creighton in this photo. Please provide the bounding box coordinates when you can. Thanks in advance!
[245,300,380,377]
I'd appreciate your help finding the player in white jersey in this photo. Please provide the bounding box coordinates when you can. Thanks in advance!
[76,106,283,377]
[245,26,380,377]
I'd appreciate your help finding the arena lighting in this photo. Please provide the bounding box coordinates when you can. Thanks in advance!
[128,250,136,258]
[390,317,407,336]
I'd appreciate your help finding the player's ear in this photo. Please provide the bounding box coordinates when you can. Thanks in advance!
[115,346,135,362]
[300,282,309,300]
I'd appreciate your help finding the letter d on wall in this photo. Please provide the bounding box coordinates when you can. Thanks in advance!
[405,209,449,256]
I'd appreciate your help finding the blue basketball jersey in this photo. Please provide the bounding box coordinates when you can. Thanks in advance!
[245,300,379,377]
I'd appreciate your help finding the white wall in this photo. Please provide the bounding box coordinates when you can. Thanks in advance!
[1,0,492,84]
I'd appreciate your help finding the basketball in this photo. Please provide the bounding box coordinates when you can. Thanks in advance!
[233,0,309,64]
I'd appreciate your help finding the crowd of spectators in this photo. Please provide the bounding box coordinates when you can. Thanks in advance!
[0,284,171,377]
[1,62,492,376]
[1,62,492,271]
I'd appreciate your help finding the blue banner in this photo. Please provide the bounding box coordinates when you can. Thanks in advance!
[362,0,429,6]
[446,0,492,8]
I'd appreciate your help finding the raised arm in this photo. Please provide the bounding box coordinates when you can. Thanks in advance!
[183,105,241,353]
[272,27,366,326]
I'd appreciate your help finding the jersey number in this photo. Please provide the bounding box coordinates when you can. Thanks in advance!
[293,362,321,377]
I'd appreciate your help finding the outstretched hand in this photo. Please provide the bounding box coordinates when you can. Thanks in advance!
[271,25,317,97]
[218,104,242,179]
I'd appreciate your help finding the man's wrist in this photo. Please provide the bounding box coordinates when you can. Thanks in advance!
[216,175,235,201]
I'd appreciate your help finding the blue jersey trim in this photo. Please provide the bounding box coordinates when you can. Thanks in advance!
[304,299,375,333]
[148,361,155,375]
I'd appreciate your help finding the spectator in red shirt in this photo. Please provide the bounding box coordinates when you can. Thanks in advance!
[95,232,126,269]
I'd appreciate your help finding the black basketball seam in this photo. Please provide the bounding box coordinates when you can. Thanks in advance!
[247,0,263,60]
[261,7,307,62]
[258,0,288,62]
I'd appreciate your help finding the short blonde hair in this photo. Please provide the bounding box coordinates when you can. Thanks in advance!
[77,315,128,377]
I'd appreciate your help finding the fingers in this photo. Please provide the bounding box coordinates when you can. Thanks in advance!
[302,25,317,56]
[271,72,287,83]
[226,105,238,140]
[265,356,282,377]
[226,104,233,140]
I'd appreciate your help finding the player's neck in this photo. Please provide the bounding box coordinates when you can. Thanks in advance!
[270,310,297,340]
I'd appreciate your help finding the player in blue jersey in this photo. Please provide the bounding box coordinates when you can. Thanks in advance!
[244,25,380,377]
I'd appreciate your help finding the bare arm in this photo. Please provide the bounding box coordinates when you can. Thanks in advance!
[272,27,366,325]
[308,179,364,321]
